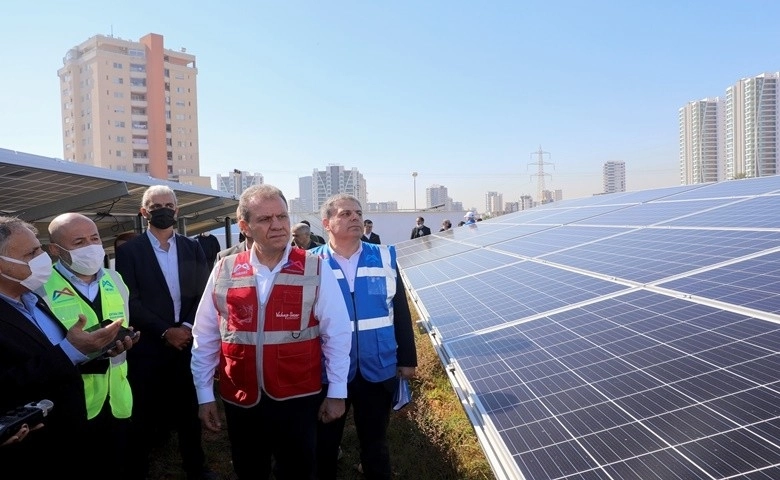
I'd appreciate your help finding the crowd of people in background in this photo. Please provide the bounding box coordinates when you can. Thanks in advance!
[2,183,486,478]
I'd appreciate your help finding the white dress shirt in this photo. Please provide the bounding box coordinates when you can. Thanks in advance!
[191,244,351,404]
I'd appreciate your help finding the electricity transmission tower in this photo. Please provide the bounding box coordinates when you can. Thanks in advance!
[529,146,554,205]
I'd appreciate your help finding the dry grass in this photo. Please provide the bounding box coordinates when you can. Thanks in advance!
[149,305,495,479]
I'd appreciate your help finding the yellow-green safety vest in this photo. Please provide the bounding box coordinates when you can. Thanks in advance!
[41,267,133,419]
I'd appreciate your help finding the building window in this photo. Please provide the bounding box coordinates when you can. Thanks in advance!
[115,121,125,128]
[130,63,145,72]
[116,150,123,157]
[116,136,126,143]
[114,106,125,113]
[114,91,124,98]
[113,77,124,84]
[128,48,144,57]
[113,62,123,69]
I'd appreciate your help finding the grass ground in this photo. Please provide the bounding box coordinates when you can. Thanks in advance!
[150,305,495,479]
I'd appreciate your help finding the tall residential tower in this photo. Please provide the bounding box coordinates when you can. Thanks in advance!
[58,33,209,186]
[603,161,626,194]
[724,73,779,179]
[679,98,721,184]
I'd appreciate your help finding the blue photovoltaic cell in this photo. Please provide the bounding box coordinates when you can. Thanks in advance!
[401,248,520,288]
[663,174,780,200]
[491,225,629,258]
[395,236,476,268]
[416,262,627,340]
[520,204,630,225]
[571,198,735,226]
[440,290,780,479]
[399,176,780,480]
[658,251,780,314]
[661,195,780,228]
[542,228,780,283]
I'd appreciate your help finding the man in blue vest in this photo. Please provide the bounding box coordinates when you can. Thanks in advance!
[40,213,139,480]
[312,193,418,480]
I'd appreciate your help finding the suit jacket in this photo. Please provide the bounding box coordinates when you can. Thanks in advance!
[114,232,210,357]
[0,295,88,474]
[216,240,248,261]
[410,225,431,239]
[363,232,381,244]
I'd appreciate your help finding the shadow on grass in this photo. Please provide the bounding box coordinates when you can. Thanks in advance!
[149,323,494,479]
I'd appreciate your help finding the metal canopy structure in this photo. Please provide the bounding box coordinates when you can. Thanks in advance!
[397,176,780,480]
[0,148,239,257]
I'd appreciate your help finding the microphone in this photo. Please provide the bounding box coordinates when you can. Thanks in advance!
[0,400,54,444]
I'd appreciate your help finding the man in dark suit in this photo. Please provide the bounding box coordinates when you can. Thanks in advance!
[362,219,381,244]
[410,216,432,239]
[0,216,126,476]
[217,209,252,261]
[115,185,213,480]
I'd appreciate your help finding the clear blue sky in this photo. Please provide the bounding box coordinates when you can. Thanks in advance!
[3,1,780,210]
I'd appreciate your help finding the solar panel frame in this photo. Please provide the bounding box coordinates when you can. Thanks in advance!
[398,177,780,480]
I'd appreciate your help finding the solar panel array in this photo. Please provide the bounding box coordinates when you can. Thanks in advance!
[397,178,780,480]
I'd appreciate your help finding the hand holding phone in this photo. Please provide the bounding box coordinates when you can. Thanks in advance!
[86,319,138,357]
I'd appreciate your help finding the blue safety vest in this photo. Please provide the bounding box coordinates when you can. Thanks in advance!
[311,242,398,383]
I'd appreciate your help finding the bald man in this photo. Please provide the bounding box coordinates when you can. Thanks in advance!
[39,213,139,480]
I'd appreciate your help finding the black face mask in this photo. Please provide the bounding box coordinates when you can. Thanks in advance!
[148,208,177,229]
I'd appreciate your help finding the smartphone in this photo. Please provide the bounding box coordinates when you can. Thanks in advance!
[86,319,137,356]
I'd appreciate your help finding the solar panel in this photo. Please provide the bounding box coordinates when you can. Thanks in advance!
[399,176,780,480]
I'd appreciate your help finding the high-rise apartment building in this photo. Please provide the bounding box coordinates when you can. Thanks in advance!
[724,72,779,179]
[603,161,626,194]
[312,164,367,211]
[58,33,209,186]
[679,98,721,184]
[366,201,398,212]
[298,176,314,212]
[485,191,503,214]
[426,184,452,210]
[216,170,263,196]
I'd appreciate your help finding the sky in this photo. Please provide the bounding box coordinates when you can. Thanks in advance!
[3,1,780,211]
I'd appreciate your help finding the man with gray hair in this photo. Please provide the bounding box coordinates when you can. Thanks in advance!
[291,222,321,250]
[115,184,213,479]
[312,193,417,479]
[0,216,126,476]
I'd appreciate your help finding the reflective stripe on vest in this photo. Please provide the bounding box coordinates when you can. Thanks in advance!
[41,268,133,419]
[311,243,398,382]
[214,249,322,406]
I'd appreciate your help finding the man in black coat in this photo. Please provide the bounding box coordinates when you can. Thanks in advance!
[362,219,381,244]
[0,216,127,477]
[410,216,431,239]
[115,185,213,480]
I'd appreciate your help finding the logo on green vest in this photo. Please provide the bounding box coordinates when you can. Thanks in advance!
[101,279,115,292]
[52,287,76,301]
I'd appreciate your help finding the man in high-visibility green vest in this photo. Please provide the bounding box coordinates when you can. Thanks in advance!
[38,213,140,480]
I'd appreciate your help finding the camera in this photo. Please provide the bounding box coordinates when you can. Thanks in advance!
[0,400,53,444]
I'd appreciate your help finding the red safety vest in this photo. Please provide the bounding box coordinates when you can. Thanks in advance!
[213,248,322,405]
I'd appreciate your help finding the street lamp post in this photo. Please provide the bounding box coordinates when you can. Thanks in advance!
[412,172,418,211]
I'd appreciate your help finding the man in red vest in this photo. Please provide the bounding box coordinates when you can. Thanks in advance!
[191,184,351,480]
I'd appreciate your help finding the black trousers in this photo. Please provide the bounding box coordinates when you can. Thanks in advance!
[223,392,320,480]
[316,371,395,480]
[84,400,131,480]
[127,348,205,479]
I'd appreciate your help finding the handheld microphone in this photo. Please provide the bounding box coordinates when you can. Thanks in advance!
[0,400,54,444]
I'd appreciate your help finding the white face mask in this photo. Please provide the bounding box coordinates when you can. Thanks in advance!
[58,243,105,276]
[0,252,53,291]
